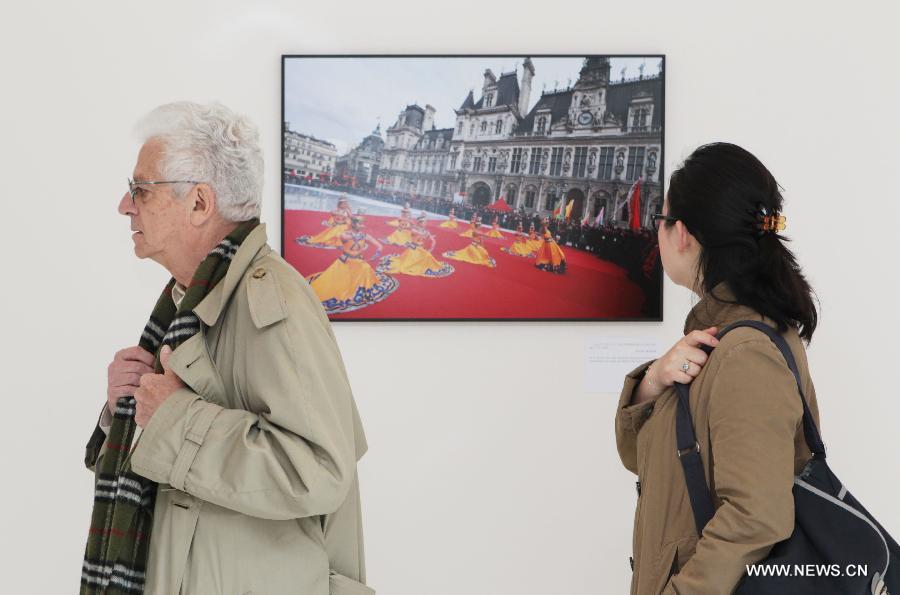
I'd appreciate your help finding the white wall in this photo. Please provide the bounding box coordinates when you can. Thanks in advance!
[1,1,897,593]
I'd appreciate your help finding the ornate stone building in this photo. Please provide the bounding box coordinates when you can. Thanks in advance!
[334,124,385,186]
[375,56,663,226]
[378,104,456,199]
[282,122,337,180]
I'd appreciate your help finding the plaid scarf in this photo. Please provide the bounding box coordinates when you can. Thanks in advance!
[81,220,259,594]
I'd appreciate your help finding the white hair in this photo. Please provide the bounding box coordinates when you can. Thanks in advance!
[135,101,264,222]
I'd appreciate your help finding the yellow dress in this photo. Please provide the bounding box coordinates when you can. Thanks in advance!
[323,205,348,227]
[501,232,537,258]
[526,232,543,253]
[534,230,567,273]
[486,224,504,239]
[377,229,454,278]
[387,211,410,227]
[459,221,479,238]
[297,212,349,249]
[307,232,398,313]
[443,236,497,268]
[385,219,414,246]
[439,216,459,229]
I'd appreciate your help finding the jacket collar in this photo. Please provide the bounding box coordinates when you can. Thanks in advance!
[193,222,270,327]
[683,282,766,335]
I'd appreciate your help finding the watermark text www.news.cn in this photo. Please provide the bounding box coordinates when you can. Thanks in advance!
[746,563,868,578]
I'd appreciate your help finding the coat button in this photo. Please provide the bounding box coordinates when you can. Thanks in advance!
[252,268,267,279]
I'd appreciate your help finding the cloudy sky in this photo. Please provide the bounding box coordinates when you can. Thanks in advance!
[284,55,663,155]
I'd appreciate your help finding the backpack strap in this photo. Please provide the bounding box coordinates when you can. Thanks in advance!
[675,320,826,534]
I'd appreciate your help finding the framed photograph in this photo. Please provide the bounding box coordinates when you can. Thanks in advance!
[281,54,664,321]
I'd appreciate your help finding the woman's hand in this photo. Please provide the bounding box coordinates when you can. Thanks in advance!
[632,327,719,405]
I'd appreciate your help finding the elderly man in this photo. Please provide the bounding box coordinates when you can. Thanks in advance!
[81,102,371,595]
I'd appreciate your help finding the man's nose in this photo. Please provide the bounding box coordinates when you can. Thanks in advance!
[118,192,135,215]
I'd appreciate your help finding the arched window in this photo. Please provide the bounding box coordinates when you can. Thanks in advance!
[545,191,558,211]
[480,121,487,133]
[495,120,503,134]
[485,93,493,107]
[457,122,463,134]
[536,116,547,134]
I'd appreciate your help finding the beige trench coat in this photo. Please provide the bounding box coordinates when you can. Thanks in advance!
[89,224,373,595]
[615,283,822,594]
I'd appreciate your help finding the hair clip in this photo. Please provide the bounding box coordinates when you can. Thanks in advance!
[755,204,786,235]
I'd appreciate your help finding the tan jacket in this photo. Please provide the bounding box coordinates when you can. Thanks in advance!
[615,284,821,594]
[90,224,373,595]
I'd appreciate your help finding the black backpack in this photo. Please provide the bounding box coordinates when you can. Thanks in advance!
[675,320,898,594]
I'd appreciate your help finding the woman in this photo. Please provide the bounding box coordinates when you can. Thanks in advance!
[384,206,414,246]
[534,217,566,273]
[308,212,398,313]
[616,143,820,594]
[525,222,543,253]
[387,202,411,227]
[459,214,480,238]
[443,227,497,269]
[296,196,351,249]
[322,195,351,227]
[501,222,537,258]
[439,207,459,229]
[486,215,504,238]
[378,213,454,278]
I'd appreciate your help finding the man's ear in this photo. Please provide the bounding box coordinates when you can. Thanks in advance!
[189,183,216,225]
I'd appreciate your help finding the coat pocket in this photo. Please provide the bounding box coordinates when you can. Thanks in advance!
[652,541,680,594]
[329,571,375,595]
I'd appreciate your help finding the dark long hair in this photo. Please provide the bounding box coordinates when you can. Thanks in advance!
[667,143,819,342]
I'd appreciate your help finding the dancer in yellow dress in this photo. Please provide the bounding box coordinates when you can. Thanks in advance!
[387,202,411,227]
[378,213,454,278]
[384,207,414,246]
[525,223,543,253]
[486,215,504,239]
[443,227,497,268]
[459,214,480,238]
[322,195,351,226]
[501,222,537,258]
[534,217,567,273]
[297,196,352,249]
[439,207,459,229]
[307,212,399,313]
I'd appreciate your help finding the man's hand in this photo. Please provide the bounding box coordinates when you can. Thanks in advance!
[134,346,185,428]
[107,346,156,416]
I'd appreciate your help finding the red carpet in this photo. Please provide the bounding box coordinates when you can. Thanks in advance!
[283,211,648,320]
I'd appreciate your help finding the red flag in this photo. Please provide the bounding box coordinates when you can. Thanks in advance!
[629,178,642,230]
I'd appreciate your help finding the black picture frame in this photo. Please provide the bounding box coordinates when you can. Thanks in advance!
[281,54,665,322]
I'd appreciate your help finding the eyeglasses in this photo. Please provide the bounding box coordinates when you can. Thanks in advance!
[651,213,678,230]
[127,178,200,203]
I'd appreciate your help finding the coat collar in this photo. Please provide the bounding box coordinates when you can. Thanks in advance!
[193,222,270,327]
[683,282,767,335]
